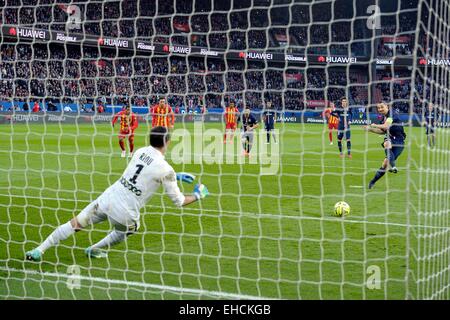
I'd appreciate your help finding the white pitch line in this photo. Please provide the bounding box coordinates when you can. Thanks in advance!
[0,266,273,300]
[350,185,364,188]
[1,193,449,231]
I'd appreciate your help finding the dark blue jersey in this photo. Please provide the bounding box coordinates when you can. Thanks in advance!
[385,110,406,142]
[331,108,352,130]
[242,114,258,132]
[425,110,436,127]
[263,111,276,126]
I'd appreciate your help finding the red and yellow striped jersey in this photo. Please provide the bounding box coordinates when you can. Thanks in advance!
[112,110,138,133]
[224,106,239,124]
[323,108,339,125]
[151,104,175,128]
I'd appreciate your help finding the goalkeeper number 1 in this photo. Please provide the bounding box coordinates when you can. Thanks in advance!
[25,126,209,261]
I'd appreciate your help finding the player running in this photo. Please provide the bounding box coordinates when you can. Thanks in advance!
[331,97,352,158]
[365,102,406,189]
[112,104,138,158]
[424,102,437,148]
[241,107,259,156]
[223,101,239,144]
[323,102,339,145]
[25,126,209,262]
[151,97,175,128]
[262,101,277,144]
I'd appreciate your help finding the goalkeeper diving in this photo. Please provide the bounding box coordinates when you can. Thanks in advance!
[25,126,209,261]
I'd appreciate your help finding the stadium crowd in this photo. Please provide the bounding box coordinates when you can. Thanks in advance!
[1,0,417,56]
[1,41,370,111]
[0,0,426,113]
[0,40,431,113]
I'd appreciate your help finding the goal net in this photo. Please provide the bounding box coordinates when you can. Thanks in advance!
[409,0,450,300]
[0,0,448,300]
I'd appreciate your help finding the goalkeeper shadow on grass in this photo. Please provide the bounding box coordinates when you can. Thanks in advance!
[25,126,209,262]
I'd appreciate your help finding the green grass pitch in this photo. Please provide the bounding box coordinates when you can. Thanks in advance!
[0,120,443,299]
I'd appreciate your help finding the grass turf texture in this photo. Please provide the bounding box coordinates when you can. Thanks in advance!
[0,121,446,299]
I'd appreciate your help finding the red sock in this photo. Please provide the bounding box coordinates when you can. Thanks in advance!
[224,133,227,142]
[119,139,125,151]
[129,137,134,153]
[329,131,333,143]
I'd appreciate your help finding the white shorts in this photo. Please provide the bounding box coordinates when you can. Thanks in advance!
[76,199,140,233]
[242,130,254,143]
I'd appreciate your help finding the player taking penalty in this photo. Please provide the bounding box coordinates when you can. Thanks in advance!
[364,102,406,189]
[112,104,138,158]
[323,102,339,145]
[25,126,209,262]
[223,101,239,143]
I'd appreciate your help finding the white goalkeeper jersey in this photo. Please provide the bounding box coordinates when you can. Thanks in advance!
[97,145,185,224]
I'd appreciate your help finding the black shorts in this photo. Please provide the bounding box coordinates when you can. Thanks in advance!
[265,124,274,131]
[390,145,404,160]
[337,129,351,140]
[382,138,405,160]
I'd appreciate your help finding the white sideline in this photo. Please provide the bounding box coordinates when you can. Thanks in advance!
[1,193,449,231]
[0,266,273,300]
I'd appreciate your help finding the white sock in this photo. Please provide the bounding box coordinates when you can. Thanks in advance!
[37,221,75,253]
[91,230,127,249]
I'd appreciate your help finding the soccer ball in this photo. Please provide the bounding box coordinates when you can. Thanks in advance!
[334,201,350,217]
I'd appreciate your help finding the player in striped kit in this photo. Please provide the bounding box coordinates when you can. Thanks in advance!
[112,104,139,158]
[150,97,175,128]
[223,101,239,143]
[323,102,339,145]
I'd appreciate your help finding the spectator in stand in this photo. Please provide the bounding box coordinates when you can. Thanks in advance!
[97,103,105,113]
[32,101,40,112]
[63,105,73,112]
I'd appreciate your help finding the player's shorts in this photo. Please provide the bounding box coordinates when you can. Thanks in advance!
[118,131,134,139]
[226,123,237,130]
[265,124,274,131]
[391,145,404,160]
[426,126,436,135]
[382,137,405,160]
[328,123,338,130]
[337,128,351,140]
[76,200,140,234]
[242,130,254,143]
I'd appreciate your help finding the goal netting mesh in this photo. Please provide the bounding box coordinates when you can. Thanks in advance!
[410,0,450,300]
[0,0,449,300]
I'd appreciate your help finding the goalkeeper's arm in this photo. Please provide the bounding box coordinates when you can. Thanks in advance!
[162,171,209,207]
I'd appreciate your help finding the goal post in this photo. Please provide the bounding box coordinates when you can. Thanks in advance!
[408,0,450,300]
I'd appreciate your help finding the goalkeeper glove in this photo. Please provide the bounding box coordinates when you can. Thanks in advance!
[176,172,196,184]
[194,184,209,200]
